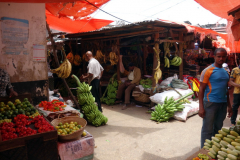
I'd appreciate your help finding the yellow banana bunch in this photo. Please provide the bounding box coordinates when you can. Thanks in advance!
[109,52,118,65]
[51,59,72,78]
[95,50,105,63]
[153,43,162,85]
[164,42,171,68]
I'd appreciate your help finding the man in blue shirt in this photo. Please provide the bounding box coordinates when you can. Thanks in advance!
[199,48,233,148]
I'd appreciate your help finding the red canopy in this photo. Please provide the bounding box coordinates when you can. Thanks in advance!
[46,10,113,33]
[46,0,110,19]
[194,0,239,20]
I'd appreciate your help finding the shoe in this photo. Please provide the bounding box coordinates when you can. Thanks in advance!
[121,104,128,110]
[230,124,235,127]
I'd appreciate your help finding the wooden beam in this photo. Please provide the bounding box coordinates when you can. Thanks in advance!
[179,43,183,80]
[116,39,121,81]
[143,44,148,75]
[80,29,168,41]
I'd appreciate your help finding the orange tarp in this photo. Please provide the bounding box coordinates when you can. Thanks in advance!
[194,0,239,20]
[46,10,113,33]
[46,0,109,19]
[158,19,239,53]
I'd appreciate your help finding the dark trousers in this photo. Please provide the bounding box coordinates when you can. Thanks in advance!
[116,81,136,104]
[201,101,227,148]
[231,94,240,125]
[90,79,102,112]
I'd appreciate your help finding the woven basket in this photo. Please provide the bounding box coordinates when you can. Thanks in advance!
[51,115,87,142]
[134,93,150,103]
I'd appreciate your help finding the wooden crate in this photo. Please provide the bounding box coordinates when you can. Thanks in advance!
[0,116,58,160]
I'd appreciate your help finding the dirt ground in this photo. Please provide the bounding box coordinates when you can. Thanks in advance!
[84,103,233,160]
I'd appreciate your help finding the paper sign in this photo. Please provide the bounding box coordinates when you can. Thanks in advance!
[33,44,45,62]
[1,17,29,55]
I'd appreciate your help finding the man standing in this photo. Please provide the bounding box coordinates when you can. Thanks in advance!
[0,68,18,97]
[116,63,141,110]
[230,58,240,126]
[81,51,104,112]
[199,48,232,148]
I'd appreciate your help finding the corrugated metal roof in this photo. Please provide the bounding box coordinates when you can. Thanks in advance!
[65,20,187,39]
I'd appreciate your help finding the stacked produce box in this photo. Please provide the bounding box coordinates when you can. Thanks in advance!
[203,123,240,160]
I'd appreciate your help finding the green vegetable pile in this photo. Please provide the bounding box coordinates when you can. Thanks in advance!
[197,153,209,160]
[101,73,118,105]
[150,92,193,122]
[72,75,108,127]
[140,78,152,89]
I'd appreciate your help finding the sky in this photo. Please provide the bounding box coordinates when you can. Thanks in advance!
[90,0,227,26]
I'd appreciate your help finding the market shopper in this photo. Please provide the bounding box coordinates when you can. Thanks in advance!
[0,68,18,97]
[81,51,104,112]
[199,48,232,148]
[116,63,141,110]
[229,58,240,126]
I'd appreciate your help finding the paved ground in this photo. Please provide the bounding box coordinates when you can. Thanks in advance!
[85,103,233,160]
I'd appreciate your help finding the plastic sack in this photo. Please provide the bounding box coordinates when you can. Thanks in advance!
[149,89,193,104]
[173,101,199,121]
[160,74,178,86]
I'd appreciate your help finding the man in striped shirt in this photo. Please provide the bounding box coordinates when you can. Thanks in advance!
[199,48,232,148]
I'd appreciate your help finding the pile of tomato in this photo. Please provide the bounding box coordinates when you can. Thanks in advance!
[0,114,54,141]
[39,100,66,112]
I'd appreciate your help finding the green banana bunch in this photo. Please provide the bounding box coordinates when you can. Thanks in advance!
[170,56,182,66]
[101,74,118,105]
[150,92,193,123]
[140,79,152,89]
[72,74,108,127]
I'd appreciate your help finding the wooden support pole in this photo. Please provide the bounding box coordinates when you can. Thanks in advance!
[152,33,160,88]
[116,38,121,81]
[46,23,80,110]
[143,44,148,75]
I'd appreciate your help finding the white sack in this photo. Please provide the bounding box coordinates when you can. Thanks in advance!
[160,74,178,86]
[149,89,193,104]
[173,101,199,121]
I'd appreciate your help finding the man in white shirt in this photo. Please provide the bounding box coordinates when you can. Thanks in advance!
[81,51,104,112]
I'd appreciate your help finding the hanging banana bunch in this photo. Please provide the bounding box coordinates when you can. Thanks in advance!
[109,51,118,65]
[51,47,72,78]
[164,42,170,68]
[66,52,74,64]
[95,50,105,64]
[73,54,81,66]
[153,43,162,85]
[170,43,182,67]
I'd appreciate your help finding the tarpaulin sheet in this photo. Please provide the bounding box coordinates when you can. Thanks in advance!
[194,0,239,20]
[46,10,113,33]
[46,0,110,19]
[158,19,237,53]
[1,0,110,19]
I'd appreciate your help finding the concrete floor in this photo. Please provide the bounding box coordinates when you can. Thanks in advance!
[85,103,233,160]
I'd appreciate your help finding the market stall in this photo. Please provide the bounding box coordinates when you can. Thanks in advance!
[63,20,223,110]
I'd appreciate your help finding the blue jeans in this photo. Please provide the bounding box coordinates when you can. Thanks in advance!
[200,101,227,148]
